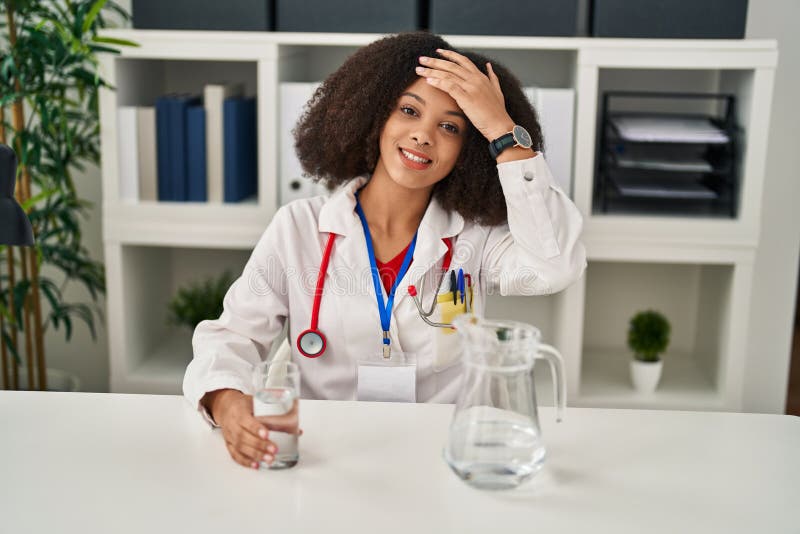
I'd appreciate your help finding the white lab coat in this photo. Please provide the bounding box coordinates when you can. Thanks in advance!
[183,155,586,425]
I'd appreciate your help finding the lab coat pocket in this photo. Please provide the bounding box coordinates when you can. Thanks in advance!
[432,287,472,372]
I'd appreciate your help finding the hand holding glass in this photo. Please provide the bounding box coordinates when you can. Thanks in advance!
[252,361,301,469]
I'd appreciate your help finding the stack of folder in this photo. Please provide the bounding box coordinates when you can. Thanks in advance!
[596,91,739,217]
[117,82,257,204]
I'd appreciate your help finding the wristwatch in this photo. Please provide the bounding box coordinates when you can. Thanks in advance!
[488,125,533,159]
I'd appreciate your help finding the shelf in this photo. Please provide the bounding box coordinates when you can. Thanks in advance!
[104,199,268,247]
[113,57,258,108]
[101,28,777,55]
[581,261,731,409]
[122,330,193,395]
[576,349,723,410]
[108,245,252,393]
[100,30,775,413]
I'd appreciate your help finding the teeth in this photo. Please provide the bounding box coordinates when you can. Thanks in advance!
[401,149,431,164]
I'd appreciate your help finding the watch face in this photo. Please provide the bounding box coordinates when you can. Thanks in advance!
[512,125,533,149]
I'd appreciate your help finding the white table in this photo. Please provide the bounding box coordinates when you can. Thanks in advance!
[1,392,798,533]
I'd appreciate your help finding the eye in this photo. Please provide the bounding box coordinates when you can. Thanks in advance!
[400,105,418,116]
[441,123,460,134]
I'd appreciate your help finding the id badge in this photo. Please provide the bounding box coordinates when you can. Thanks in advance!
[357,351,416,402]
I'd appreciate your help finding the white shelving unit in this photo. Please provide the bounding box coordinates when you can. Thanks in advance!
[99,30,777,411]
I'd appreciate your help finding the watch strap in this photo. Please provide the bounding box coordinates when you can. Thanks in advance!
[488,132,516,159]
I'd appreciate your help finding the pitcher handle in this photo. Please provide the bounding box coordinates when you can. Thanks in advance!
[537,343,567,423]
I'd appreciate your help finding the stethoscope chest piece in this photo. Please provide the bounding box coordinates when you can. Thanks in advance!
[297,329,326,358]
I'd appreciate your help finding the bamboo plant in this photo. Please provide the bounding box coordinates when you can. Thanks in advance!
[0,0,135,390]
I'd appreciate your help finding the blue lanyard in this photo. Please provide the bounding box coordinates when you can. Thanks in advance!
[355,197,417,358]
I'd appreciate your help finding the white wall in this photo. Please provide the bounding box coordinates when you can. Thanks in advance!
[44,1,800,411]
[743,0,800,412]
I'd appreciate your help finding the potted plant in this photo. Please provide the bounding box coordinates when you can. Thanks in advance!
[168,271,235,331]
[0,1,134,390]
[627,309,670,394]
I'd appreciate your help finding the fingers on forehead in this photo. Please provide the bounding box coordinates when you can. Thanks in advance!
[436,48,478,70]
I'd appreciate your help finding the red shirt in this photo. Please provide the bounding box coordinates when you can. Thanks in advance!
[376,242,412,295]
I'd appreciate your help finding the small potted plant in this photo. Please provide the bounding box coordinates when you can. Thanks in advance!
[168,271,235,332]
[627,310,670,394]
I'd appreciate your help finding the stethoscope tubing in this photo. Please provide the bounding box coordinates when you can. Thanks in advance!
[310,232,337,330]
[298,234,457,357]
[297,232,337,358]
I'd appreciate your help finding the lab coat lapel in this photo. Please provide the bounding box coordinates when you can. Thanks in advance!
[395,195,464,308]
[317,179,464,307]
[317,176,369,275]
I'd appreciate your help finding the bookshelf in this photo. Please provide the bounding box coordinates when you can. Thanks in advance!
[98,30,777,411]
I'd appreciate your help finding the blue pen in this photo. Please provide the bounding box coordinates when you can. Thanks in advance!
[457,268,465,304]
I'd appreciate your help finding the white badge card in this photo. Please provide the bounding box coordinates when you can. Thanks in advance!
[357,352,416,403]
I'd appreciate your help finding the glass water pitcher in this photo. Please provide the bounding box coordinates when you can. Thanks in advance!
[444,315,566,490]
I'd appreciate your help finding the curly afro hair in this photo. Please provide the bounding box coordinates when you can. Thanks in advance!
[294,31,543,226]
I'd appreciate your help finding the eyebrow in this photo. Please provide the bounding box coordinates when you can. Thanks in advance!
[401,92,468,120]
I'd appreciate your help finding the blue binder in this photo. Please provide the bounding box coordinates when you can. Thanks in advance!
[169,94,201,201]
[223,96,257,203]
[155,96,172,201]
[186,105,207,202]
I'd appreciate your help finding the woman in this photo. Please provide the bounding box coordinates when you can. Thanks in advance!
[183,32,586,469]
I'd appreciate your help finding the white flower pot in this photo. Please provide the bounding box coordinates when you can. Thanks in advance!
[5,367,81,392]
[630,359,663,394]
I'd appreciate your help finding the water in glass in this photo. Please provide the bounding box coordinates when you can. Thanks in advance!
[253,387,299,469]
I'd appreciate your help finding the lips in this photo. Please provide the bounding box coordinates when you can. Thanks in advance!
[398,147,432,170]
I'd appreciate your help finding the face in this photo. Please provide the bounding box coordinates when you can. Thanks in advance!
[372,78,467,192]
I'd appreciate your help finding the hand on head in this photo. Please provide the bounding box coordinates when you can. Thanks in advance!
[415,49,514,143]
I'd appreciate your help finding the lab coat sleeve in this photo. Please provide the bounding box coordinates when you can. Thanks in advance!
[481,154,587,296]
[183,208,291,427]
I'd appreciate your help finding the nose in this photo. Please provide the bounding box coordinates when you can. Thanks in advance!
[410,124,434,147]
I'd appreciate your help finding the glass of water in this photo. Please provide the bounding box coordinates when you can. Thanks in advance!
[252,360,300,469]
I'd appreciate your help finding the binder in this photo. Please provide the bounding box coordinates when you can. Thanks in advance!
[223,96,257,203]
[186,105,207,202]
[279,82,327,204]
[136,107,158,202]
[117,106,139,202]
[169,94,201,201]
[155,96,172,201]
[204,82,244,203]
[524,87,575,196]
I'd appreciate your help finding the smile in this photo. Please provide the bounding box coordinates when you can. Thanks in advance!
[401,148,431,164]
[399,147,432,170]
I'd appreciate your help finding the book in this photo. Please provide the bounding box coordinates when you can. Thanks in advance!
[155,95,172,201]
[524,87,575,196]
[117,106,139,202]
[204,83,244,203]
[136,107,158,202]
[169,94,201,201]
[279,82,327,204]
[186,105,207,202]
[223,96,257,203]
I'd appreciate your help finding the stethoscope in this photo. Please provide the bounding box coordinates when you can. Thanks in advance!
[296,206,454,359]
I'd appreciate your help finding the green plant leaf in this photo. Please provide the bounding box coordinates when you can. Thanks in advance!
[628,310,671,362]
[1,330,22,366]
[92,35,138,47]
[168,271,236,330]
[82,0,109,34]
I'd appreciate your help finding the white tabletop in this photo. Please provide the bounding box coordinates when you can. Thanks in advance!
[1,391,798,533]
